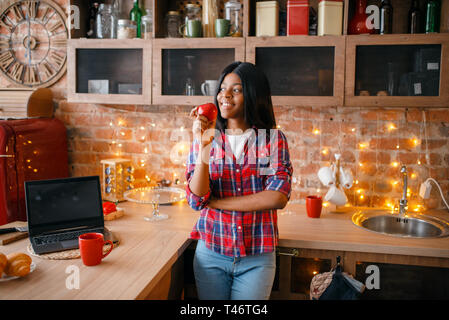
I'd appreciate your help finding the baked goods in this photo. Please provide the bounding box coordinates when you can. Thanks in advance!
[0,253,7,277]
[5,252,32,277]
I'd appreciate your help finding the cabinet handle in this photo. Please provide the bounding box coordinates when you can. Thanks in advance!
[0,155,14,158]
[278,248,299,257]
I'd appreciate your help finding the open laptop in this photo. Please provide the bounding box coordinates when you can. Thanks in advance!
[25,176,114,254]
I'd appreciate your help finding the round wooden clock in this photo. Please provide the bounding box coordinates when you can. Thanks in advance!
[0,0,68,88]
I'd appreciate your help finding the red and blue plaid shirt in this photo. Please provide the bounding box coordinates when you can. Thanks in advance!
[185,128,293,257]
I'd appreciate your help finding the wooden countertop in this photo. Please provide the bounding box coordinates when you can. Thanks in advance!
[1,201,448,299]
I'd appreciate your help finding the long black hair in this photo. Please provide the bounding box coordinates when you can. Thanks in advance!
[213,62,276,132]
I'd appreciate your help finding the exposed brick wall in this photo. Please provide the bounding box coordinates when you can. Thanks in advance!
[54,99,449,210]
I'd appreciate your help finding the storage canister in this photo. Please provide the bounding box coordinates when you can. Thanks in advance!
[287,0,309,35]
[117,19,137,39]
[256,1,279,37]
[318,0,343,36]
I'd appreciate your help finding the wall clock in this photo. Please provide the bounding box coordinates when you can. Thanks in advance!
[0,0,68,88]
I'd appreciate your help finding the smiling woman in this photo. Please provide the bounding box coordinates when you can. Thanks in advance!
[185,61,293,300]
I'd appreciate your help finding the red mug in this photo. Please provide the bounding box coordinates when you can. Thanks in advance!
[306,195,323,218]
[79,233,113,266]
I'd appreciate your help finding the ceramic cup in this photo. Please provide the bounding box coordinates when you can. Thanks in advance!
[179,20,202,38]
[200,80,219,96]
[339,167,354,189]
[324,186,348,206]
[306,195,323,218]
[318,166,336,187]
[215,18,235,37]
[79,233,113,266]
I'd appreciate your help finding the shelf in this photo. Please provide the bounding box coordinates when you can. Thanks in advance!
[246,35,345,107]
[152,37,245,105]
[345,33,449,107]
[67,39,152,105]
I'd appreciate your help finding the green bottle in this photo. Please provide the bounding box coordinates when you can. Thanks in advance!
[425,0,440,33]
[130,0,144,38]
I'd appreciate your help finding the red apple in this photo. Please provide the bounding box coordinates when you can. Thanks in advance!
[197,103,218,122]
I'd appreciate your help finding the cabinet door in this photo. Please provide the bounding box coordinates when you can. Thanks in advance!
[67,39,151,105]
[355,261,449,299]
[152,38,245,105]
[345,34,449,107]
[246,36,345,107]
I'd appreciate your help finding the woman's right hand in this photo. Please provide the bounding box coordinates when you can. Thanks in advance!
[190,106,216,148]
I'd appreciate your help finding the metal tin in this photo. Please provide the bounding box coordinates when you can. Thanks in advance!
[318,0,343,36]
[287,0,309,35]
[256,1,279,37]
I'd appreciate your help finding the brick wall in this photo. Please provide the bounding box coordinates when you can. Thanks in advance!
[54,99,449,210]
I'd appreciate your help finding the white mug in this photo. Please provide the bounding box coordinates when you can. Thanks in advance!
[201,80,219,96]
[318,166,336,187]
[324,186,348,206]
[339,167,353,189]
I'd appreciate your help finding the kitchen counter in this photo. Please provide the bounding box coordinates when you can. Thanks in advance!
[1,201,448,299]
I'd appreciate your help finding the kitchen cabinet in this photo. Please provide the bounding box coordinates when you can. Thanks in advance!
[270,247,449,300]
[246,36,345,107]
[152,37,245,105]
[63,0,449,107]
[345,34,449,107]
[67,39,152,105]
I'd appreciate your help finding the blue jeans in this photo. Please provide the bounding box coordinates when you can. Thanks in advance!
[193,240,276,300]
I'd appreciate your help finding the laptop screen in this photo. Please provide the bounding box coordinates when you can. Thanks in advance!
[25,176,104,235]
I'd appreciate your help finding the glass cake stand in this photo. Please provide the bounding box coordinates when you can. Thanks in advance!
[124,186,186,222]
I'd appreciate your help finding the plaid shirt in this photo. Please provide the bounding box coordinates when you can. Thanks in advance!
[185,129,293,257]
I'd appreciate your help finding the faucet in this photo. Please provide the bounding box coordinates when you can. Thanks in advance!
[399,165,408,216]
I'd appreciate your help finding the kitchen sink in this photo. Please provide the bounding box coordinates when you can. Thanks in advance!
[352,209,449,238]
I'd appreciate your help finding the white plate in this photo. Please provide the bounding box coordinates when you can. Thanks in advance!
[0,262,36,282]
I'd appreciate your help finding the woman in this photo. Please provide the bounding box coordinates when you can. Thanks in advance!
[185,61,293,300]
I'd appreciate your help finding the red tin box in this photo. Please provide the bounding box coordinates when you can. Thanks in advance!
[287,0,309,35]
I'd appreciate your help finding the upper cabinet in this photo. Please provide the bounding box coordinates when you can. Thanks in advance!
[152,38,245,105]
[246,35,345,106]
[345,34,449,107]
[67,39,152,105]
[65,0,449,107]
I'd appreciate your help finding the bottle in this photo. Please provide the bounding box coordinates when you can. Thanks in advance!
[348,0,375,34]
[86,2,99,38]
[408,0,422,33]
[130,0,144,38]
[203,0,218,37]
[141,9,153,39]
[425,0,440,33]
[380,0,393,34]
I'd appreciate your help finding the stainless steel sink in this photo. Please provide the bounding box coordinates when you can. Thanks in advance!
[352,209,449,238]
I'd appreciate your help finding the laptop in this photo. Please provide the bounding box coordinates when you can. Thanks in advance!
[25,175,114,254]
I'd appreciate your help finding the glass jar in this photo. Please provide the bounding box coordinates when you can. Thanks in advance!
[96,4,117,38]
[141,9,153,39]
[185,3,201,23]
[165,11,182,38]
[117,19,137,39]
[225,0,242,37]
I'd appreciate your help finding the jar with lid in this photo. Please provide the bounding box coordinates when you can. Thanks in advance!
[182,4,201,37]
[141,9,153,39]
[225,0,242,37]
[165,11,182,38]
[117,19,137,39]
[96,3,117,38]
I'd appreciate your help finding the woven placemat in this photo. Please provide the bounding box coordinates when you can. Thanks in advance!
[27,238,120,260]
